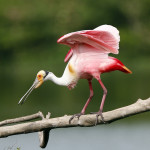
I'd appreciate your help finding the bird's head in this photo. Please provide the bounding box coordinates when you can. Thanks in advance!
[35,70,49,88]
[18,70,49,105]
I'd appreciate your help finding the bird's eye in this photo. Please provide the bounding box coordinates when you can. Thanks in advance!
[38,75,42,79]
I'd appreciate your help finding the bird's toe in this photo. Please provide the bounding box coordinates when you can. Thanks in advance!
[69,113,84,124]
[90,111,106,125]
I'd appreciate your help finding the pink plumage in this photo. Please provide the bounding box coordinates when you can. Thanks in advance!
[58,25,132,124]
[58,25,120,54]
[18,25,132,125]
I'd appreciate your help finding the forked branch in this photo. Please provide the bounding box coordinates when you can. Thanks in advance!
[0,98,150,148]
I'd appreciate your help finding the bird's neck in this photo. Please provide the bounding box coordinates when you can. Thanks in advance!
[46,73,68,86]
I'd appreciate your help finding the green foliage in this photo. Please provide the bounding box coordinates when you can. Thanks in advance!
[0,0,149,121]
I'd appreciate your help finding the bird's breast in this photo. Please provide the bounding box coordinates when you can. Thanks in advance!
[61,62,79,89]
[68,63,76,75]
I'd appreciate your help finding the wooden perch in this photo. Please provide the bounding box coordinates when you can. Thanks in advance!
[0,98,150,148]
[0,111,44,126]
[0,111,51,148]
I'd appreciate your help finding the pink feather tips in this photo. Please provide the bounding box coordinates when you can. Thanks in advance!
[64,49,73,63]
[57,25,120,55]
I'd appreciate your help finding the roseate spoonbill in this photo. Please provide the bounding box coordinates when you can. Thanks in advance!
[18,25,132,124]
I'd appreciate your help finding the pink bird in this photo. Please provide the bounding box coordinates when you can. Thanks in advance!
[18,25,132,124]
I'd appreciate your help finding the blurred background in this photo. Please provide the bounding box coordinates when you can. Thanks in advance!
[0,0,150,149]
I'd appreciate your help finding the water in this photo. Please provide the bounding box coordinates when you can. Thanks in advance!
[1,123,150,150]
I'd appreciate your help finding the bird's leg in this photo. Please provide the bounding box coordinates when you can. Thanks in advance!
[91,78,107,125]
[81,80,94,114]
[69,80,94,124]
[96,79,107,124]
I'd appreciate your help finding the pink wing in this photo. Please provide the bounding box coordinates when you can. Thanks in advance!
[64,48,73,62]
[58,25,120,55]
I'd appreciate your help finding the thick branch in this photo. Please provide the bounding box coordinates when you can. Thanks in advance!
[38,112,51,148]
[0,98,150,139]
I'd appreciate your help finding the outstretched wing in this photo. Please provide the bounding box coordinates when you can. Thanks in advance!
[57,25,120,62]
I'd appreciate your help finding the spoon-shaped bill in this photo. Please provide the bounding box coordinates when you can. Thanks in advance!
[18,78,39,105]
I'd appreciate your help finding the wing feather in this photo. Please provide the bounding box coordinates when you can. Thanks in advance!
[57,25,120,61]
[64,48,73,62]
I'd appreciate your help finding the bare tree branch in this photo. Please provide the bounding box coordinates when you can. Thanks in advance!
[0,111,50,148]
[0,111,43,127]
[38,112,51,148]
[0,98,150,148]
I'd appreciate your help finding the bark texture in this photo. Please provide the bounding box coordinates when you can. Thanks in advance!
[0,98,150,148]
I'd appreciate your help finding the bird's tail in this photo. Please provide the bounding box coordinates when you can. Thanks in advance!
[121,65,132,74]
[112,57,132,74]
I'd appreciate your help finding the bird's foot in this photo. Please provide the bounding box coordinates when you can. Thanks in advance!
[69,112,84,124]
[90,111,106,125]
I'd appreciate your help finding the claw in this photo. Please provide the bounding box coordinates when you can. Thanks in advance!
[90,111,106,125]
[69,113,83,124]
